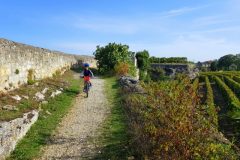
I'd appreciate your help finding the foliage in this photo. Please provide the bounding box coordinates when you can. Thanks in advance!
[224,76,240,96]
[139,70,147,81]
[210,60,218,71]
[114,62,129,76]
[148,68,168,81]
[205,76,218,126]
[149,56,188,64]
[15,69,20,74]
[192,77,199,92]
[213,76,240,111]
[93,43,135,74]
[216,54,240,71]
[233,76,240,83]
[217,54,236,70]
[27,69,35,85]
[136,50,150,70]
[123,77,238,159]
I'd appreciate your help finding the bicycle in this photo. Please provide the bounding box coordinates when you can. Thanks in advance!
[83,80,91,98]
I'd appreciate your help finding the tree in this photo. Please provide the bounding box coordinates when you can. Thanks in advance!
[136,50,150,70]
[210,60,218,71]
[93,43,135,74]
[217,54,236,70]
[229,64,237,71]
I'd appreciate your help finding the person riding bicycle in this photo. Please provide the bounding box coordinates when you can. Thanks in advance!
[81,63,94,91]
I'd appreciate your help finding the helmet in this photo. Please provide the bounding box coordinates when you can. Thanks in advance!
[84,63,90,67]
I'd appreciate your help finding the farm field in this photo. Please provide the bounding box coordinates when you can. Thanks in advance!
[197,71,240,147]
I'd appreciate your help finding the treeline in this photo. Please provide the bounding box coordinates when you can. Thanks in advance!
[93,43,189,81]
[210,54,240,71]
[149,56,188,64]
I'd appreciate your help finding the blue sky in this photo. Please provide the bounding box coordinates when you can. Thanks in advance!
[0,0,240,61]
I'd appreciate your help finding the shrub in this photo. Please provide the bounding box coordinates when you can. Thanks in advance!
[148,68,167,81]
[114,62,129,76]
[15,69,20,74]
[27,69,35,85]
[123,77,238,159]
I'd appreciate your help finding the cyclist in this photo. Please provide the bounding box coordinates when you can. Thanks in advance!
[81,63,94,92]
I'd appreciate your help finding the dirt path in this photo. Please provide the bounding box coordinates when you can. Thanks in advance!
[38,76,110,160]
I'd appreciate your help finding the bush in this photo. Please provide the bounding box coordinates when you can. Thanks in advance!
[148,68,167,81]
[15,69,20,74]
[27,69,35,85]
[114,62,129,76]
[123,78,238,159]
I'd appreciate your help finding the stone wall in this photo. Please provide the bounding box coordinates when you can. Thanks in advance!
[0,38,96,92]
[0,110,39,160]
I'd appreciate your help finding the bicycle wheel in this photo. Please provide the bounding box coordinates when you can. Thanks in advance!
[85,83,89,98]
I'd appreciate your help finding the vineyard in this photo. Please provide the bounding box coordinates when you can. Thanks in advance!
[196,71,240,147]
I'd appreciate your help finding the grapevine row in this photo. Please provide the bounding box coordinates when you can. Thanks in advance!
[213,76,240,110]
[205,76,218,126]
[233,76,240,83]
[223,76,240,96]
[192,77,199,92]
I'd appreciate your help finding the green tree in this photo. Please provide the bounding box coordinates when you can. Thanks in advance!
[136,50,150,70]
[217,54,236,70]
[93,43,135,74]
[210,60,218,71]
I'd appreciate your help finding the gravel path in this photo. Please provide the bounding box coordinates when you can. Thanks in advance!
[38,77,109,160]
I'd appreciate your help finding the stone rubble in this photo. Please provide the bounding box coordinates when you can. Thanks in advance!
[11,95,21,101]
[22,95,29,99]
[41,88,49,94]
[119,76,145,94]
[0,110,39,160]
[2,105,18,111]
[50,90,62,98]
[34,92,45,101]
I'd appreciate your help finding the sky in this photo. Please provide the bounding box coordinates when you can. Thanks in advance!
[0,0,240,62]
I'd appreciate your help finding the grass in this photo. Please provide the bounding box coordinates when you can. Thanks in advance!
[0,71,75,121]
[92,77,133,160]
[7,70,81,160]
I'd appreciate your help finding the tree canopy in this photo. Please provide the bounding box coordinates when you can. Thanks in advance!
[93,43,135,74]
[136,50,150,70]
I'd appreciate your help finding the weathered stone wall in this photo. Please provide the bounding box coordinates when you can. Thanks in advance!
[0,110,39,160]
[0,38,96,92]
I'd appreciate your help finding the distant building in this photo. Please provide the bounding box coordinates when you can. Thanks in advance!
[196,61,212,71]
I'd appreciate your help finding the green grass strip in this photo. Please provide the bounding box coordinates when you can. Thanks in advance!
[92,77,132,160]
